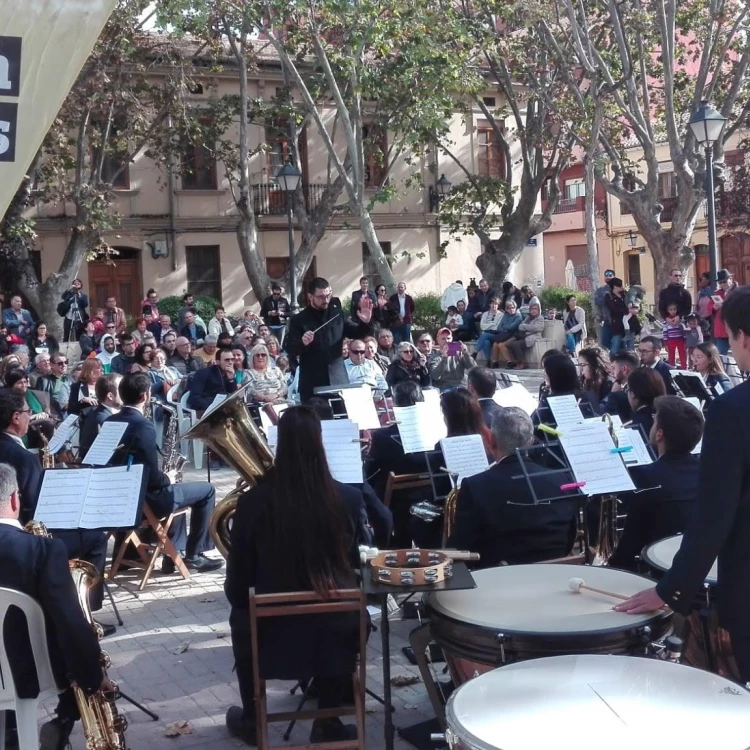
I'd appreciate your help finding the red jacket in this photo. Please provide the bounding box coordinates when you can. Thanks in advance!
[708,289,729,339]
[388,293,415,325]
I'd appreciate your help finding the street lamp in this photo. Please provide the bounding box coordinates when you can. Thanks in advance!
[626,230,637,249]
[275,159,302,312]
[689,100,727,286]
[429,173,452,212]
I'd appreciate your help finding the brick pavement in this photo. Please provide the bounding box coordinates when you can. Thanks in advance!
[41,374,544,748]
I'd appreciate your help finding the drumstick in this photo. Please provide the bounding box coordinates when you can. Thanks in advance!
[568,577,629,602]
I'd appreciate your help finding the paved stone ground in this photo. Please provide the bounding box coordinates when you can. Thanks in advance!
[40,373,544,749]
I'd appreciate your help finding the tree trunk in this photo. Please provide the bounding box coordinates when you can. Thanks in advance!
[360,209,396,292]
[475,230,528,292]
[583,157,600,287]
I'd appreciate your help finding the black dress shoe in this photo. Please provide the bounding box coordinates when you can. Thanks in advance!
[185,554,224,573]
[226,706,257,746]
[39,717,74,750]
[310,718,357,743]
[161,557,176,574]
[94,621,116,638]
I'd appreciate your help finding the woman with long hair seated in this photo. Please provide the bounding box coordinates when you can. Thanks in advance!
[578,346,614,408]
[439,387,491,449]
[224,406,370,746]
[533,352,600,426]
[626,367,667,437]
[691,341,733,393]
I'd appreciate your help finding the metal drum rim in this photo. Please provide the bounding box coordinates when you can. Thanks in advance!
[640,534,718,585]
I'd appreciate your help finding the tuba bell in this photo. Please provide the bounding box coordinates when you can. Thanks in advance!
[183,384,274,557]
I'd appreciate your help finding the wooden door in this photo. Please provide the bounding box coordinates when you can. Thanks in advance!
[88,249,142,316]
[721,234,750,285]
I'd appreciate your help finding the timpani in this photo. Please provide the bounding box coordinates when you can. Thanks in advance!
[444,654,750,750]
[425,564,672,684]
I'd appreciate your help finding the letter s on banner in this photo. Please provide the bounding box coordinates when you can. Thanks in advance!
[0,102,17,161]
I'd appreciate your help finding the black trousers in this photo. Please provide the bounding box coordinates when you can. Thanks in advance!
[149,481,216,558]
[55,529,108,611]
[730,632,750,683]
[229,608,350,719]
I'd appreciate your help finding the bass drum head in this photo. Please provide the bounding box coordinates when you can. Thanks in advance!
[446,654,750,750]
[642,534,718,584]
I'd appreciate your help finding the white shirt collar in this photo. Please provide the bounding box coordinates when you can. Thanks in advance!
[3,432,25,447]
[650,360,659,369]
[0,518,23,530]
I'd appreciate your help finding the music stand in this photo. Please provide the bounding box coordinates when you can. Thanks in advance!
[672,372,713,403]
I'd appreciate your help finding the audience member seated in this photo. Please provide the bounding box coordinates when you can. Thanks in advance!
[467,366,501,428]
[245,343,288,405]
[364,336,390,376]
[68,358,103,416]
[208,306,235,339]
[27,321,59,361]
[345,339,388,394]
[692,342,733,394]
[428,327,475,390]
[448,407,578,568]
[626,366,667,437]
[110,334,137,376]
[377,329,397,362]
[638,335,676,394]
[473,297,504,361]
[492,299,544,370]
[608,396,704,571]
[27,353,52,388]
[385,342,430,389]
[79,374,122,455]
[180,311,207,345]
[96,334,119,373]
[187,348,239,415]
[578,346,615,409]
[533,353,599,427]
[168,336,204,377]
[194,334,219,365]
[603,350,640,422]
[3,369,54,449]
[34,353,72,419]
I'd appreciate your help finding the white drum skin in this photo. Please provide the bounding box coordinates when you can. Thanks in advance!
[445,654,750,750]
[425,565,672,682]
[642,534,718,584]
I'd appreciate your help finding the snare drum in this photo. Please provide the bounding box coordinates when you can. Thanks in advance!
[445,654,750,750]
[425,564,671,684]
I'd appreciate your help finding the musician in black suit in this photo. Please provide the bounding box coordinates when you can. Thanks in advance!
[448,406,578,568]
[106,372,221,573]
[286,277,373,403]
[608,396,703,571]
[617,286,750,681]
[79,374,122,455]
[625,366,666,438]
[0,390,109,614]
[225,406,368,745]
[366,381,432,546]
[0,463,105,750]
[468,366,501,429]
[603,350,639,422]
[638,336,676,394]
[186,348,238,415]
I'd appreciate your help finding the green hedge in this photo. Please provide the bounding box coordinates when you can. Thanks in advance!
[412,293,444,333]
[539,286,594,325]
[158,294,222,325]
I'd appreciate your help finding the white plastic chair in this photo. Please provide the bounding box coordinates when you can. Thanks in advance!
[0,587,64,750]
[178,391,204,470]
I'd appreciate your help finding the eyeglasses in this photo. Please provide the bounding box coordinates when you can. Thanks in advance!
[637,348,653,355]
[313,293,332,302]
[255,353,268,358]
[350,349,365,355]
[15,408,31,415]
[107,324,116,328]
[52,360,67,366]
[418,340,431,345]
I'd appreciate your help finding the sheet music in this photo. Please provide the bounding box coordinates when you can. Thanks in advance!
[267,425,278,451]
[422,388,441,411]
[492,384,538,416]
[34,465,144,529]
[79,465,144,528]
[615,427,653,467]
[439,435,489,486]
[692,437,703,456]
[546,395,584,428]
[203,393,227,416]
[393,402,447,454]
[47,413,78,454]
[682,396,702,411]
[82,421,128,466]
[559,422,636,495]
[321,420,363,484]
[339,385,381,430]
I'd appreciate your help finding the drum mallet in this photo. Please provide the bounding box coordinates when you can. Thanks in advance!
[568,577,629,602]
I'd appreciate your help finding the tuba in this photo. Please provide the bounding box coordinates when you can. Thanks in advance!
[25,521,128,749]
[183,384,274,557]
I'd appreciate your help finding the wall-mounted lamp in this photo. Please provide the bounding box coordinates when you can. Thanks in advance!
[428,173,452,212]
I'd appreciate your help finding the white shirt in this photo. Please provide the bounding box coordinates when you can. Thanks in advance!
[0,518,23,529]
[344,358,388,393]
[398,294,406,319]
[3,431,25,448]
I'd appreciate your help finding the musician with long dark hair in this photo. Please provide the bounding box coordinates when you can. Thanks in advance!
[225,406,369,746]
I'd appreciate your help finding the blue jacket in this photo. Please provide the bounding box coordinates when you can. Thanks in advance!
[2,307,34,337]
[498,311,522,335]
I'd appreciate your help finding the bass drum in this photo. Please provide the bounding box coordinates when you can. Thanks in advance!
[641,534,738,681]
[445,654,750,750]
[425,564,671,685]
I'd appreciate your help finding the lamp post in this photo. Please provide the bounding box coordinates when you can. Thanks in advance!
[429,173,452,212]
[626,229,637,250]
[689,100,727,286]
[275,159,302,312]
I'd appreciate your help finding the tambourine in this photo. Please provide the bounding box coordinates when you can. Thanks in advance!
[369,549,453,587]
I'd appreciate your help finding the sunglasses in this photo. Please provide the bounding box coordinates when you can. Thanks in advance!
[350,349,365,354]
[53,360,67,365]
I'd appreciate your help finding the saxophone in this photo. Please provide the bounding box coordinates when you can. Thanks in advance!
[159,400,188,482]
[25,521,128,749]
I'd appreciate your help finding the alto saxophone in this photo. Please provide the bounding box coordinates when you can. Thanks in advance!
[159,400,188,482]
[25,521,128,749]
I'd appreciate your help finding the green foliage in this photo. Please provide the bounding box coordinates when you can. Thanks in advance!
[412,293,444,334]
[158,294,221,325]
[539,286,593,327]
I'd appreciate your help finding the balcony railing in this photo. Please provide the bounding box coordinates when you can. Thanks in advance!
[252,182,327,216]
[718,189,750,219]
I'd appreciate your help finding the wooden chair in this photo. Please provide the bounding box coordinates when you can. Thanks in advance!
[383,471,432,508]
[108,502,191,590]
[250,589,367,750]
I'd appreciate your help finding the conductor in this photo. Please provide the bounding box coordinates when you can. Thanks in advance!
[616,285,750,680]
[286,277,373,402]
